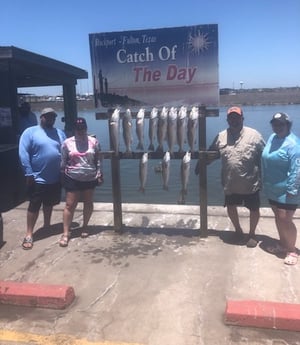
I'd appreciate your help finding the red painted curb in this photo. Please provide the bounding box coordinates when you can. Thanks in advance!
[0,280,75,309]
[225,300,300,331]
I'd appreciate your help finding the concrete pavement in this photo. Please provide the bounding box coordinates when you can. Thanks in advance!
[0,202,300,345]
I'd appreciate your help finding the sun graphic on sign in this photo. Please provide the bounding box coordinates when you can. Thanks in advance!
[188,31,210,54]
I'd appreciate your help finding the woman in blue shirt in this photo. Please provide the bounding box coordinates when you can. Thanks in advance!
[262,112,300,265]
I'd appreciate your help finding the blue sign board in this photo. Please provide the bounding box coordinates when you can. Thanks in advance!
[89,24,219,109]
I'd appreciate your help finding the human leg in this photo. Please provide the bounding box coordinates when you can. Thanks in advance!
[244,209,260,247]
[243,191,261,242]
[22,185,42,249]
[271,205,298,264]
[22,210,39,249]
[80,189,94,237]
[43,182,61,228]
[249,209,260,236]
[42,205,52,228]
[227,205,243,234]
[274,207,297,252]
[61,191,80,246]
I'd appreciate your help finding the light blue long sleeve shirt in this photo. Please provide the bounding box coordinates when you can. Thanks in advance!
[262,132,300,204]
[19,125,66,184]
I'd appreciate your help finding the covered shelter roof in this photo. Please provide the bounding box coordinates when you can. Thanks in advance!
[0,46,88,87]
[0,46,88,137]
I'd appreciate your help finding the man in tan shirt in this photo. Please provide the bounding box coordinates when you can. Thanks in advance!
[197,106,265,247]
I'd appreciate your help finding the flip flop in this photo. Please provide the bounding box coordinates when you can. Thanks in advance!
[59,235,69,247]
[22,236,33,250]
[284,252,298,265]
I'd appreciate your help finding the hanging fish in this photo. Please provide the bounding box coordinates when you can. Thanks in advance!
[187,106,199,152]
[139,152,148,193]
[148,107,158,151]
[177,105,187,152]
[178,151,191,204]
[167,107,177,155]
[109,108,120,153]
[136,108,145,150]
[162,151,171,191]
[122,108,133,153]
[156,106,168,152]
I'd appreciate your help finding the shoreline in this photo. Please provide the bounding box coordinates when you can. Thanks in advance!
[29,89,300,112]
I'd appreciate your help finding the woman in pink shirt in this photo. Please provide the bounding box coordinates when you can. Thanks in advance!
[60,117,103,247]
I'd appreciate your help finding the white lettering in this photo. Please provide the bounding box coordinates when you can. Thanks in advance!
[116,47,154,64]
[158,45,177,61]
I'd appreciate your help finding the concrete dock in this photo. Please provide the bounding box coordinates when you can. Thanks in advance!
[0,202,300,345]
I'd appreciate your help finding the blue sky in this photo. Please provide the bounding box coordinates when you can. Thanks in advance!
[2,0,299,96]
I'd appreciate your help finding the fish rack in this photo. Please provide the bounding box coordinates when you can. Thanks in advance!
[96,105,219,236]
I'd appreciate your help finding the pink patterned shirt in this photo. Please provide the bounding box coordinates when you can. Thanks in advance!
[61,135,101,182]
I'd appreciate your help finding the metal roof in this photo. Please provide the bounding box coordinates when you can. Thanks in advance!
[0,46,88,87]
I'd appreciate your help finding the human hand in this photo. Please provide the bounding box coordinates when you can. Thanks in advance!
[97,173,104,185]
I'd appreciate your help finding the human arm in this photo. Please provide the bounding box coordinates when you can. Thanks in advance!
[94,139,103,184]
[18,129,34,177]
[286,144,300,197]
[194,135,220,175]
[60,141,68,174]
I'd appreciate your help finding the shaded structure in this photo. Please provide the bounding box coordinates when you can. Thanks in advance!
[0,46,88,135]
[0,46,88,245]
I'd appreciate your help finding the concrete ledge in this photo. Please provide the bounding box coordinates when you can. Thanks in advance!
[225,300,300,331]
[0,281,75,309]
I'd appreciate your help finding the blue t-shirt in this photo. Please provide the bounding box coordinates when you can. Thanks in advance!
[19,125,66,184]
[262,132,300,204]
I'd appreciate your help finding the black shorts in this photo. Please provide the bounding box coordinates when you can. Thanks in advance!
[63,174,97,192]
[268,199,298,211]
[224,191,260,211]
[28,182,61,212]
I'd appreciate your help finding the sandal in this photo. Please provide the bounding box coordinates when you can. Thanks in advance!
[284,252,298,265]
[22,236,33,250]
[59,234,69,247]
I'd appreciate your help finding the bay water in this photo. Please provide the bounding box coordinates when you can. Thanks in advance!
[54,104,300,206]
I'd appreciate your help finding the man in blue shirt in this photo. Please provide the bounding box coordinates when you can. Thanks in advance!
[19,108,66,249]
